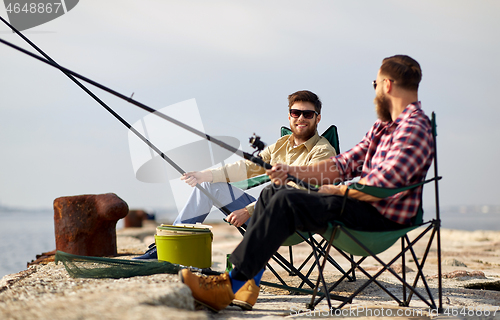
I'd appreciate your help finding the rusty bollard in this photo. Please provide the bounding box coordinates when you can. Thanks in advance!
[53,193,129,256]
[124,209,147,228]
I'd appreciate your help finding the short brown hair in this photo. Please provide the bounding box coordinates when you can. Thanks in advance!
[288,90,322,114]
[380,55,422,91]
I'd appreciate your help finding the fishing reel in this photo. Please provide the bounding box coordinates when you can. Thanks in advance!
[249,133,266,157]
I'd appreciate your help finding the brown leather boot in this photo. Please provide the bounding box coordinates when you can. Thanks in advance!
[179,269,235,312]
[231,279,260,310]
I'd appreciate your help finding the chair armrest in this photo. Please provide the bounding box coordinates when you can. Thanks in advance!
[230,175,271,190]
[347,177,441,199]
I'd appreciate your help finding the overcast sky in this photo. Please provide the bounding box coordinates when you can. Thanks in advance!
[1,1,499,219]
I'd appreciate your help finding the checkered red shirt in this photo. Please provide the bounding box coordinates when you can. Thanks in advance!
[333,102,434,225]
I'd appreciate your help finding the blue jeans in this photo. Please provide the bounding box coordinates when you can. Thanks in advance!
[173,182,256,225]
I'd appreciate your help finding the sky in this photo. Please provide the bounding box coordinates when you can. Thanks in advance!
[1,0,499,220]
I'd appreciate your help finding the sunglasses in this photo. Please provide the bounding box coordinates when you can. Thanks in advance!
[289,109,318,119]
[372,79,394,90]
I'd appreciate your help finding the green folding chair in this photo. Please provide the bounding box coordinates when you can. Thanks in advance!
[230,125,353,295]
[306,112,443,311]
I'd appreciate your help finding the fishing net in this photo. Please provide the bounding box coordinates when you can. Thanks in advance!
[55,250,185,279]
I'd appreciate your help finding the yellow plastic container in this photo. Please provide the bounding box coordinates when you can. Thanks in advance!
[155,224,212,268]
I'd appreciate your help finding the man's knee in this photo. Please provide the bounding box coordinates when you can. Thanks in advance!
[270,188,302,207]
[199,182,226,196]
[199,181,211,189]
[261,183,291,196]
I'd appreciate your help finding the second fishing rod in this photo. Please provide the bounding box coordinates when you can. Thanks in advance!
[0,15,239,222]
[0,33,319,192]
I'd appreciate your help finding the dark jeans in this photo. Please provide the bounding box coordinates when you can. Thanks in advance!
[229,184,406,280]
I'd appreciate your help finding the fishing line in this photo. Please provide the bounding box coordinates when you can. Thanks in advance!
[0,15,236,218]
[0,25,318,192]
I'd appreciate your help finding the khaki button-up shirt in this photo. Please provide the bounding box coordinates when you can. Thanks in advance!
[210,132,336,215]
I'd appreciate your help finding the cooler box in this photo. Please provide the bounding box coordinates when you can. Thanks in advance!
[155,224,213,268]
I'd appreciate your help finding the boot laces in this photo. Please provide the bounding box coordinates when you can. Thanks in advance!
[200,274,228,289]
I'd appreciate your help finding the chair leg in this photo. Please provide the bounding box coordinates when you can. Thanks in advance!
[292,232,354,288]
[402,238,408,306]
[332,225,437,309]
[297,246,319,272]
[364,227,437,309]
[311,252,367,308]
[307,229,339,310]
[327,250,405,309]
[288,246,295,276]
[406,224,438,306]
[436,220,443,311]
[271,250,322,289]
[405,235,436,308]
[270,252,294,275]
[265,263,288,287]
[294,242,325,289]
[307,236,354,281]
[350,254,356,281]
[264,235,352,295]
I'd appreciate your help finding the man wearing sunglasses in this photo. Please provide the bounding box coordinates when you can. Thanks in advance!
[180,55,435,312]
[174,90,335,229]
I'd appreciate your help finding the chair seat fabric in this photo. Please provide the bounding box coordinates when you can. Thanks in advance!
[231,174,270,190]
[325,223,419,257]
[281,231,310,247]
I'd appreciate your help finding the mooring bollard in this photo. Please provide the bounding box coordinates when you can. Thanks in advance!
[124,209,147,228]
[53,193,129,256]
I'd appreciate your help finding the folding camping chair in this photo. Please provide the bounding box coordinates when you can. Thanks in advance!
[230,125,354,296]
[305,112,443,311]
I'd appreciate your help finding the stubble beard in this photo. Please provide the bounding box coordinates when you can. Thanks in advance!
[291,121,317,142]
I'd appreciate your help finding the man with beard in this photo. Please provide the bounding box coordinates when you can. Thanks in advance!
[136,90,335,310]
[179,55,435,312]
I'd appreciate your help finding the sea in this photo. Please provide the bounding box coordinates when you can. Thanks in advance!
[1,206,499,279]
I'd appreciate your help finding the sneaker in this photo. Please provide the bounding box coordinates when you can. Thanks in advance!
[179,269,234,312]
[132,243,157,260]
[231,279,260,310]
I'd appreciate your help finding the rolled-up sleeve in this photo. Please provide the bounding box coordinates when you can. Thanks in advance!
[211,144,272,183]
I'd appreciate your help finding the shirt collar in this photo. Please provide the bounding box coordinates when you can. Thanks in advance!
[382,101,421,128]
[394,101,421,125]
[288,131,320,151]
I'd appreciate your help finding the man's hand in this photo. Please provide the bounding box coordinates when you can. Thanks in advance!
[318,184,345,195]
[226,208,250,228]
[266,163,290,185]
[180,170,213,187]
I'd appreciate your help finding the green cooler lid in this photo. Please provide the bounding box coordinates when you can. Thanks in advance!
[157,224,212,235]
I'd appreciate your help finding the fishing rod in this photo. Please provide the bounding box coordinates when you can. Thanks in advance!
[0,16,239,219]
[0,31,319,192]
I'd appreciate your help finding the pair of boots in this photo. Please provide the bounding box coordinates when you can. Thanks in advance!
[136,244,260,311]
[180,269,260,312]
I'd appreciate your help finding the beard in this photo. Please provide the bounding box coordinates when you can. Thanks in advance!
[290,121,318,142]
[374,92,392,122]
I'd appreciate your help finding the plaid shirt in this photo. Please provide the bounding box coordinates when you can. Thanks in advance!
[333,102,434,225]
